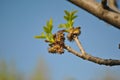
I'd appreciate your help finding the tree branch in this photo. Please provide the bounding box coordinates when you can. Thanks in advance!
[73,36,86,55]
[67,0,120,29]
[108,0,120,13]
[64,45,120,66]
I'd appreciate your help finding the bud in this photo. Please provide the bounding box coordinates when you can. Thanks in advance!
[67,27,81,41]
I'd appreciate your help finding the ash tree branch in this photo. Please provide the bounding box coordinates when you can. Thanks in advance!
[64,45,120,66]
[108,0,120,13]
[64,35,120,66]
[73,36,86,55]
[67,0,120,29]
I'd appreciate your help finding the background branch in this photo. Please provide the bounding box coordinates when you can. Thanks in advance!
[67,0,120,29]
[108,0,120,13]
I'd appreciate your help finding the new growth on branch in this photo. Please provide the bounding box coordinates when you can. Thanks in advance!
[35,10,120,66]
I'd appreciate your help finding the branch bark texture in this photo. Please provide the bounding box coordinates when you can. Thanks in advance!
[64,45,120,66]
[68,0,120,29]
[73,36,86,55]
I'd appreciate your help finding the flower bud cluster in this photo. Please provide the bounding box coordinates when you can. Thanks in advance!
[48,30,65,54]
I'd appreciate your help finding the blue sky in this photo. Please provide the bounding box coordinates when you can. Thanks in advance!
[0,0,120,80]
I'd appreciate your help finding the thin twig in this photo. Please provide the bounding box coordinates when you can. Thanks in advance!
[73,36,86,55]
[64,45,82,57]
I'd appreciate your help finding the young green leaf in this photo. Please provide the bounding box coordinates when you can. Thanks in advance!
[71,10,78,17]
[41,32,46,36]
[43,26,50,33]
[35,18,54,43]
[46,34,49,41]
[59,10,78,29]
[34,35,45,39]
[49,18,53,26]
[71,20,74,27]
[48,18,53,33]
[58,24,67,28]
[64,16,69,21]
[45,18,53,33]
[34,32,46,39]
[47,21,50,27]
[72,15,77,20]
[67,21,72,28]
[64,10,70,16]
[48,33,54,43]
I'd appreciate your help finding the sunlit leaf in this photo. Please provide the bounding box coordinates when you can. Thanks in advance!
[43,26,49,33]
[46,34,49,41]
[47,21,49,27]
[64,10,69,16]
[71,10,78,17]
[34,35,46,39]
[46,34,54,43]
[72,15,77,20]
[48,18,53,32]
[58,24,67,28]
[64,16,69,21]
[34,36,41,39]
[45,18,53,33]
[65,23,70,28]
[71,20,74,27]
[49,18,53,26]
[59,10,78,29]
[41,32,45,36]
[48,33,54,43]
[68,15,72,21]
[67,21,71,28]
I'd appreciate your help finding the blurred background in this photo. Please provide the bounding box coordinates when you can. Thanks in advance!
[0,0,120,80]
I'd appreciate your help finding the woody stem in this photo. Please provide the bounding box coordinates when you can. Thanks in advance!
[73,36,86,55]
